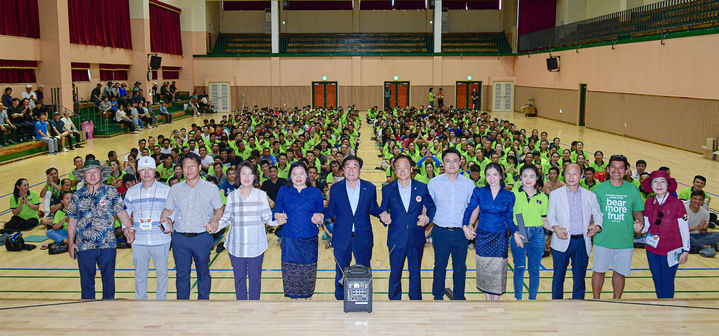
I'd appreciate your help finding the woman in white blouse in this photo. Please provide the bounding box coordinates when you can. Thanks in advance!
[215,161,277,300]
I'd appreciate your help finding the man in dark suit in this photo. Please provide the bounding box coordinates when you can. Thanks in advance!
[380,155,436,300]
[324,155,390,300]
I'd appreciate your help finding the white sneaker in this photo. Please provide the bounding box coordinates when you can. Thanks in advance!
[148,125,153,129]
[62,148,69,152]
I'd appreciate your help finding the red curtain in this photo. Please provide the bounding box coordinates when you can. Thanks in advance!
[152,70,158,80]
[99,64,130,81]
[161,66,180,80]
[0,60,37,83]
[518,0,557,36]
[0,0,40,38]
[71,63,91,82]
[68,0,132,49]
[150,0,183,55]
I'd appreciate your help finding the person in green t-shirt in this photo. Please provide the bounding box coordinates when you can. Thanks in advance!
[6,178,41,231]
[47,191,73,243]
[677,175,711,209]
[510,165,550,300]
[591,155,644,299]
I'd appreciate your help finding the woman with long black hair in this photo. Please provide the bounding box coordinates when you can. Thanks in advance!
[5,179,41,232]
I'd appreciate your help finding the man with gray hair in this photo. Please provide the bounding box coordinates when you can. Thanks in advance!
[124,157,172,299]
[67,160,134,300]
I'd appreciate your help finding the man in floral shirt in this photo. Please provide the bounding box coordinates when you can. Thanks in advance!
[67,160,133,300]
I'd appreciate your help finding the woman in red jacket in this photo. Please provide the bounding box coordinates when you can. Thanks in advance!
[640,170,689,298]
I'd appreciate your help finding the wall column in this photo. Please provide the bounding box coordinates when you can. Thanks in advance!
[271,0,279,53]
[433,0,442,53]
[37,0,73,110]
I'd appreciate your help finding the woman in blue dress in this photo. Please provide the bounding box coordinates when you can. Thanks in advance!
[273,161,325,299]
[463,162,525,301]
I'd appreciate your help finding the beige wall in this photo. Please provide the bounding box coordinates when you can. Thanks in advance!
[514,33,719,152]
[192,55,515,110]
[221,9,501,34]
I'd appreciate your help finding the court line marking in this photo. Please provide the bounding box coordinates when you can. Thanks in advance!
[0,300,96,311]
[591,299,719,311]
[2,267,719,272]
[1,290,718,295]
[1,275,717,280]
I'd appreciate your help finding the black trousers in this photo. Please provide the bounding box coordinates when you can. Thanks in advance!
[4,216,39,232]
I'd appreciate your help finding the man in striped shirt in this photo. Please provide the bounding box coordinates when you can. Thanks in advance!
[124,157,172,300]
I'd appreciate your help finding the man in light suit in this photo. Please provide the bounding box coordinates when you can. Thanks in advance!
[325,155,390,300]
[547,163,603,300]
[380,155,436,300]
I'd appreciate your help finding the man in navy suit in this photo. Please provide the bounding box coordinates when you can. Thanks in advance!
[324,155,390,300]
[380,155,436,300]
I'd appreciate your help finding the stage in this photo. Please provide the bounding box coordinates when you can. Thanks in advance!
[1,299,717,335]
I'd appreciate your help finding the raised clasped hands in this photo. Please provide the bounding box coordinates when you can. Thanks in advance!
[311,213,324,225]
[633,219,643,235]
[462,225,476,240]
[555,226,569,240]
[416,214,429,227]
[275,212,288,226]
[513,231,525,248]
[379,211,392,225]
[204,218,219,234]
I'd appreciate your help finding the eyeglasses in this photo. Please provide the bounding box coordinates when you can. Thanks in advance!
[654,211,664,226]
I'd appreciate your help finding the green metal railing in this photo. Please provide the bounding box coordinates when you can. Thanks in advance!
[520,0,719,52]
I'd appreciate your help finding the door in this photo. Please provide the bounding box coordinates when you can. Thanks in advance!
[456,81,482,110]
[209,81,231,113]
[578,83,587,126]
[311,81,338,109]
[384,81,410,109]
[492,81,514,112]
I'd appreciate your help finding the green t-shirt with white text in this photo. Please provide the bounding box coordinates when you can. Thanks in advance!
[592,181,644,249]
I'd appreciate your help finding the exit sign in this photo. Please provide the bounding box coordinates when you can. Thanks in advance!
[467,75,472,80]
[393,76,399,80]
[322,76,327,81]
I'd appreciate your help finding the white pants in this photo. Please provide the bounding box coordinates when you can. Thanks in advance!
[131,243,171,300]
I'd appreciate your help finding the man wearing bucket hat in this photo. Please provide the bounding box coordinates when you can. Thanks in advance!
[66,159,134,300]
[639,170,690,298]
[123,157,172,300]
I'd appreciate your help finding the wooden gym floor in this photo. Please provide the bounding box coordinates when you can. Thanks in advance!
[0,110,717,334]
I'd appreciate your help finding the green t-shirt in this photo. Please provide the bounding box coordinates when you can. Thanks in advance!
[592,181,644,249]
[53,208,68,231]
[512,187,549,227]
[9,191,41,220]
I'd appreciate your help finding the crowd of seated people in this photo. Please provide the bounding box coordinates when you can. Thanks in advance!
[5,104,361,254]
[2,102,717,302]
[0,84,84,154]
[367,105,717,256]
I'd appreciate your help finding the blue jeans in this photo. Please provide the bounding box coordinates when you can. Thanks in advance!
[46,229,68,243]
[77,248,116,300]
[690,232,719,251]
[172,232,214,300]
[431,227,468,300]
[551,237,588,300]
[510,226,544,300]
[647,250,678,298]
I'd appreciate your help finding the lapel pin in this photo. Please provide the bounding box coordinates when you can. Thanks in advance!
[416,195,422,202]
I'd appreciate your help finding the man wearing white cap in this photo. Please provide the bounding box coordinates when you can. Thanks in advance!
[21,84,37,109]
[123,156,173,300]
